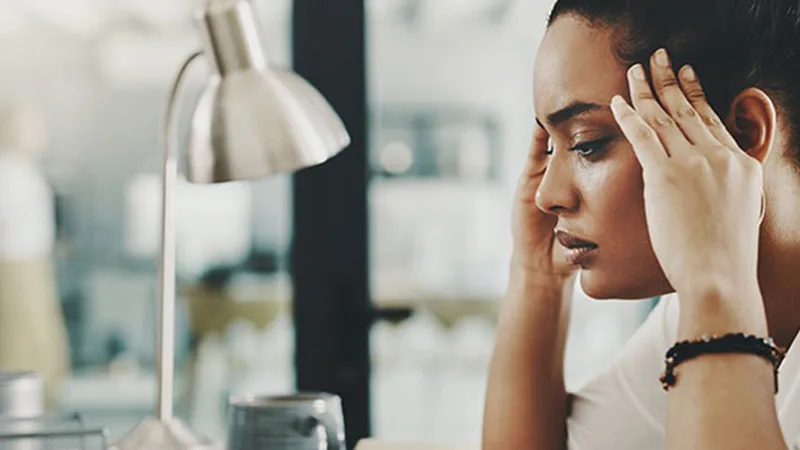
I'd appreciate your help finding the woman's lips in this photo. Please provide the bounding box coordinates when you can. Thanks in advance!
[555,230,599,266]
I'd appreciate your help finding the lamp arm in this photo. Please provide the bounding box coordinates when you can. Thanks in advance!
[157,50,204,422]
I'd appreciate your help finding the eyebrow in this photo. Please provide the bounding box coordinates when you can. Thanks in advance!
[535,101,609,128]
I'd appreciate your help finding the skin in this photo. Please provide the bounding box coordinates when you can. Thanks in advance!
[483,13,799,450]
[534,14,800,348]
[532,16,670,300]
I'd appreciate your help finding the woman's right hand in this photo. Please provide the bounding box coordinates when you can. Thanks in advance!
[511,123,577,281]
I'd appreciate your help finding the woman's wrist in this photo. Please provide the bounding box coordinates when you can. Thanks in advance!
[504,260,575,323]
[500,259,575,375]
[509,252,576,285]
[677,279,768,340]
[508,261,575,295]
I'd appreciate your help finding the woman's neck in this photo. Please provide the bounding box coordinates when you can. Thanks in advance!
[758,225,800,349]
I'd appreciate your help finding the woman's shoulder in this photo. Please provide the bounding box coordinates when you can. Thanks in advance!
[0,153,52,205]
[0,153,49,190]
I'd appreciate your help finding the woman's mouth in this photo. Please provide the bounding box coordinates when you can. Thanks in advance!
[555,230,599,266]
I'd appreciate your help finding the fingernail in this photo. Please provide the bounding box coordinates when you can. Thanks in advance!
[630,64,646,81]
[681,65,696,81]
[610,96,629,118]
[654,49,669,67]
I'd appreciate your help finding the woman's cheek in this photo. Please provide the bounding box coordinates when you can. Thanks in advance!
[574,156,616,206]
[576,148,646,239]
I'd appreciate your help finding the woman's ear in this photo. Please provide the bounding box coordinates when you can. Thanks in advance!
[724,87,777,163]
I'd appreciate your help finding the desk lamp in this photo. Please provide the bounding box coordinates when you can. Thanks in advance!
[113,0,349,447]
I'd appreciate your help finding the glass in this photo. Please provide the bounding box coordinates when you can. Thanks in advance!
[366,0,651,444]
[0,0,294,443]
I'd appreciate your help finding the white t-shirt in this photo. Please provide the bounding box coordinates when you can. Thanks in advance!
[0,152,54,261]
[567,294,800,449]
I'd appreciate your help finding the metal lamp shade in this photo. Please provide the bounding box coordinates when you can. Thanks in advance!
[186,0,350,183]
[187,68,350,183]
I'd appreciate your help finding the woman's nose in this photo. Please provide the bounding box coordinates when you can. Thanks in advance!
[534,157,579,215]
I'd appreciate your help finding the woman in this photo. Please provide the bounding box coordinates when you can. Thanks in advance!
[483,1,800,449]
[0,99,69,407]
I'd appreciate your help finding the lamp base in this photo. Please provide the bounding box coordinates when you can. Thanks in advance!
[110,417,220,450]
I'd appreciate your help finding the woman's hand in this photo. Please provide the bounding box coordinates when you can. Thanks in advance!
[610,49,764,300]
[511,124,577,281]
[486,123,576,450]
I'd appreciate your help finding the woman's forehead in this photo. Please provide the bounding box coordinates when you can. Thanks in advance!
[534,16,628,122]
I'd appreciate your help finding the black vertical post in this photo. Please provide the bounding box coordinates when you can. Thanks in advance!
[291,0,371,447]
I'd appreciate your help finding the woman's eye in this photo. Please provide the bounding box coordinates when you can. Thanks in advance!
[571,137,613,158]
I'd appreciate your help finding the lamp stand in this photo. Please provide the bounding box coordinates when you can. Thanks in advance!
[112,51,216,450]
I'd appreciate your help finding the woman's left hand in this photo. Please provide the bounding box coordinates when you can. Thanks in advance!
[610,49,764,303]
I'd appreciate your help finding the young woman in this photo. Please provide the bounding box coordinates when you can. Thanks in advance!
[483,1,800,448]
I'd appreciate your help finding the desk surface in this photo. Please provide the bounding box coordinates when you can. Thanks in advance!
[356,439,479,450]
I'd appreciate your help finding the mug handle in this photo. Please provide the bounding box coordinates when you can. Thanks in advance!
[315,412,346,450]
[294,414,346,450]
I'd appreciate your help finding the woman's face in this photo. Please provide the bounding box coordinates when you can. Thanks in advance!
[534,15,672,299]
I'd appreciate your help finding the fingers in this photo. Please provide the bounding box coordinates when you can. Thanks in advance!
[532,121,550,164]
[621,48,742,161]
[649,49,718,147]
[518,123,549,199]
[610,95,666,171]
[627,63,692,156]
[675,64,741,150]
[527,122,550,175]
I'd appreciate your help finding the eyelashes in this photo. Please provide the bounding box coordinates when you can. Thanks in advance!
[571,136,614,157]
[546,136,615,158]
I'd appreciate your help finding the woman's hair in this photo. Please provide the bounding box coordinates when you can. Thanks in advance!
[548,0,800,162]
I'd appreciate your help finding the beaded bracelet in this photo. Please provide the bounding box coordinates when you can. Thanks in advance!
[659,333,787,394]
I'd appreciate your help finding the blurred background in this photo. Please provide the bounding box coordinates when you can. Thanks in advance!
[0,0,652,446]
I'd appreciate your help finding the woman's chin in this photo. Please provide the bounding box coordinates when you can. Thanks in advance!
[578,269,672,300]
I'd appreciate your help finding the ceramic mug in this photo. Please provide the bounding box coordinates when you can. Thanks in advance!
[227,393,345,450]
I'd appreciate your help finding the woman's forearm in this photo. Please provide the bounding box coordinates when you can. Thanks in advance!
[667,285,786,450]
[482,266,574,450]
